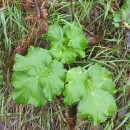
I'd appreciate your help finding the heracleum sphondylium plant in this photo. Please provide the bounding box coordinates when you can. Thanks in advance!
[12,22,117,125]
[12,46,66,107]
[45,22,88,64]
[63,64,117,125]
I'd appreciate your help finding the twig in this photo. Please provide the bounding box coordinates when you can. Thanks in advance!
[69,0,74,21]
[33,0,40,15]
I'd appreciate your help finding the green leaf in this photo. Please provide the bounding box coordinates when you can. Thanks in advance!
[45,24,63,42]
[50,44,77,64]
[46,22,88,64]
[63,23,87,50]
[113,0,130,25]
[64,64,117,125]
[87,64,115,94]
[12,46,66,107]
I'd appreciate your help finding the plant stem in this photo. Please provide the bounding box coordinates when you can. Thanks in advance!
[69,0,74,21]
[67,105,77,130]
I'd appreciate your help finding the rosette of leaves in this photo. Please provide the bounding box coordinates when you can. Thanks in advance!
[45,22,88,64]
[113,0,130,27]
[64,64,117,125]
[12,46,66,107]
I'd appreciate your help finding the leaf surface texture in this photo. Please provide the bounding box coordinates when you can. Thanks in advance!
[64,64,117,125]
[12,46,66,107]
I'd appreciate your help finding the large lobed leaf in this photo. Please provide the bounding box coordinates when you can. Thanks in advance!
[46,22,88,64]
[12,46,66,107]
[64,64,117,125]
[113,0,130,26]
